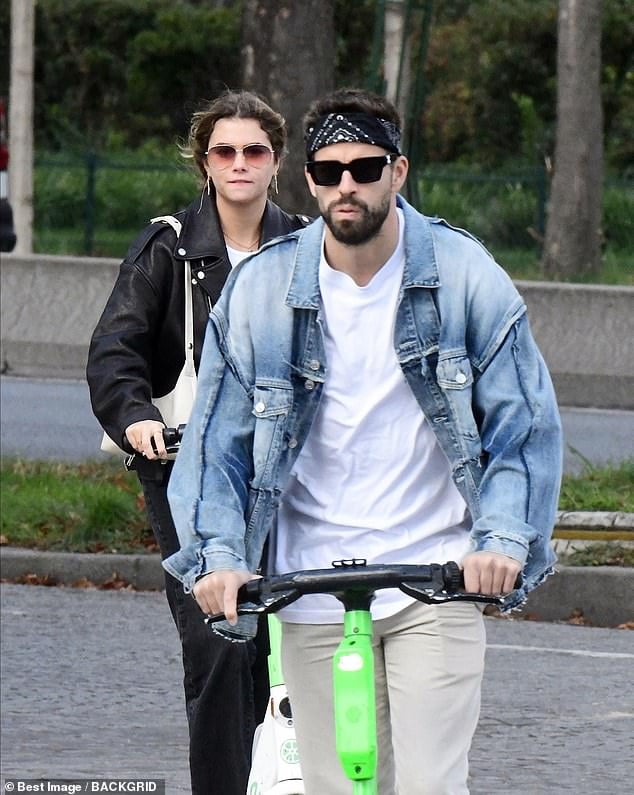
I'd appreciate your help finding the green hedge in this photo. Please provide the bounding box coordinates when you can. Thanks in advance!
[32,153,633,272]
[418,171,633,254]
[34,152,198,256]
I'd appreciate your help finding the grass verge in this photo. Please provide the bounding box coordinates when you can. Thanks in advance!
[489,246,633,286]
[559,457,633,513]
[1,458,632,558]
[560,543,634,567]
[0,460,156,554]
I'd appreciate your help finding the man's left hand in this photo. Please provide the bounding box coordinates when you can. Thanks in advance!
[462,551,522,596]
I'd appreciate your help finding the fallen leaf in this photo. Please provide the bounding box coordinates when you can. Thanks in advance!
[13,572,58,587]
[566,608,592,626]
[71,577,97,589]
[99,571,135,591]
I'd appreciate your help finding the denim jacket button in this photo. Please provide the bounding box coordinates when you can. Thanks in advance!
[287,438,298,449]
[309,359,320,371]
[255,401,266,413]
[304,379,315,391]
[455,372,467,384]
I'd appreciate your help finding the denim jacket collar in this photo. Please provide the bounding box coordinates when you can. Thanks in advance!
[286,196,441,311]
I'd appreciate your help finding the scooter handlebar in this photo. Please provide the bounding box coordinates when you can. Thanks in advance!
[205,559,521,624]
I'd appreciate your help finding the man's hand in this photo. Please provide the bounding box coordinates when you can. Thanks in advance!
[125,419,167,460]
[192,569,260,625]
[462,551,522,596]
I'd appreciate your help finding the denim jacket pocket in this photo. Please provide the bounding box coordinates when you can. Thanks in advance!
[251,383,293,489]
[436,354,473,390]
[436,354,480,445]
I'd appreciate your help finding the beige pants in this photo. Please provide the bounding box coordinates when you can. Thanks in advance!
[281,601,486,795]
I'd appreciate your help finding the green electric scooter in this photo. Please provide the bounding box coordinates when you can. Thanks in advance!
[208,558,511,794]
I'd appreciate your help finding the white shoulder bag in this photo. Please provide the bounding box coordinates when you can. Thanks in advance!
[100,215,198,455]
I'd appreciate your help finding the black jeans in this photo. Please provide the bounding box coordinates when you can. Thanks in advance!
[139,461,269,795]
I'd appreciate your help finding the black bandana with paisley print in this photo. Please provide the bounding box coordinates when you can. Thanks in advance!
[305,112,401,157]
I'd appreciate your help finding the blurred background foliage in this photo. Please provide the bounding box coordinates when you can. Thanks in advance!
[0,0,631,270]
[0,0,631,169]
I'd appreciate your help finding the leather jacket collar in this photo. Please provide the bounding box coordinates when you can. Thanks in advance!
[173,192,310,262]
[172,192,227,261]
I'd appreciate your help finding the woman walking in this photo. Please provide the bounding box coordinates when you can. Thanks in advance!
[86,90,309,794]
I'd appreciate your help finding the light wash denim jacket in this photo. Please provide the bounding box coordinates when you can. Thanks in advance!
[164,197,562,638]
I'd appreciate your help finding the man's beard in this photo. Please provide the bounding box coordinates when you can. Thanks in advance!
[321,192,391,245]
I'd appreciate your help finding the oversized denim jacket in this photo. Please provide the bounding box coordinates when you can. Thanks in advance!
[164,197,562,638]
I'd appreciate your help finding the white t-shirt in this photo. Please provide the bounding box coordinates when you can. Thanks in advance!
[225,243,253,269]
[274,210,471,623]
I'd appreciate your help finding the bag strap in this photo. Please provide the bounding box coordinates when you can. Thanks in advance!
[151,215,195,376]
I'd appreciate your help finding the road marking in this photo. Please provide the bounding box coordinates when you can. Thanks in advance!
[487,643,634,659]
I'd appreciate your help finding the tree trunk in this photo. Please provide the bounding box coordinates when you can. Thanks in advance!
[542,0,603,279]
[384,0,412,125]
[9,0,35,255]
[241,0,335,216]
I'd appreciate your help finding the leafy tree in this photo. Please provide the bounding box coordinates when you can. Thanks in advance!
[334,0,377,88]
[126,4,240,145]
[33,0,240,151]
[601,0,634,171]
[35,0,156,149]
[423,0,558,166]
[418,0,630,170]
[4,0,630,175]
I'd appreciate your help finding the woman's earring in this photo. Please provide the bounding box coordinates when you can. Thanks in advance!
[273,174,279,194]
[207,175,211,196]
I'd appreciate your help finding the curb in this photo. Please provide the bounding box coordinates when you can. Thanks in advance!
[517,566,633,627]
[1,544,633,629]
[554,510,634,540]
[0,547,165,591]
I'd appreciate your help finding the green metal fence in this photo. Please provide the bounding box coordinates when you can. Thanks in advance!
[33,152,632,261]
[34,152,197,258]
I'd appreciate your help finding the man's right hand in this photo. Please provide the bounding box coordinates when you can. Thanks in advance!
[192,569,259,625]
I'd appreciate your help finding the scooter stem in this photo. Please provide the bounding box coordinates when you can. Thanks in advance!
[333,608,377,794]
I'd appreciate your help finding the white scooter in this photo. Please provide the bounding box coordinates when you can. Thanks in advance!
[246,615,305,795]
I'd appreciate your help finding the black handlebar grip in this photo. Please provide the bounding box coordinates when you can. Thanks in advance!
[442,561,464,592]
[162,425,185,446]
[237,578,264,603]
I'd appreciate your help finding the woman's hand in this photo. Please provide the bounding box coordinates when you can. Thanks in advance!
[193,570,261,625]
[125,419,167,460]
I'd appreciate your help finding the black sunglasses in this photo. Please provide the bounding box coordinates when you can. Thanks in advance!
[305,154,395,186]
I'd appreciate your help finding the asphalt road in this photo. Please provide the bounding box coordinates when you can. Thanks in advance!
[1,584,632,794]
[1,375,633,473]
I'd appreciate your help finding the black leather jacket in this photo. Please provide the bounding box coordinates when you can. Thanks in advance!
[87,193,310,451]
